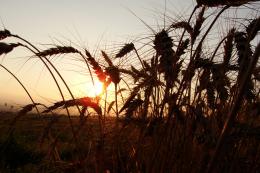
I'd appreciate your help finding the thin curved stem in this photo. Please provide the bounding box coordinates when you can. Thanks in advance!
[12,34,81,114]
[134,47,145,70]
[16,41,78,142]
[192,5,230,62]
[209,35,228,61]
[206,41,260,173]
[115,83,119,119]
[78,52,95,86]
[0,64,40,115]
[176,6,230,105]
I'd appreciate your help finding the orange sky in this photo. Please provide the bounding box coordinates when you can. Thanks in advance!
[0,0,195,110]
[0,0,257,111]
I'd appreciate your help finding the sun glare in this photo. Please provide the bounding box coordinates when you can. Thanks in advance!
[89,80,104,97]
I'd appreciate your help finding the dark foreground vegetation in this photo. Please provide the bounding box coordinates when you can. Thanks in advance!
[0,0,260,172]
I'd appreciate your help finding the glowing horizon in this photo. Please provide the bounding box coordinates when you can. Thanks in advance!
[0,0,255,111]
[0,0,194,109]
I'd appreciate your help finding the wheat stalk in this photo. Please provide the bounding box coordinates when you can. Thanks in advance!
[207,41,260,173]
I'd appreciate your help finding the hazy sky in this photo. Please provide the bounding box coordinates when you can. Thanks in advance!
[0,0,194,43]
[0,0,257,110]
[0,0,196,109]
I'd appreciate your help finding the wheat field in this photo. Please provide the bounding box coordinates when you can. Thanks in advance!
[0,0,260,172]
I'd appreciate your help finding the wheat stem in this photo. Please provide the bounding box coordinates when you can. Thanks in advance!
[15,40,79,146]
[134,47,145,70]
[177,6,229,105]
[115,83,119,119]
[0,64,40,115]
[206,41,260,173]
[79,52,95,86]
[12,35,81,113]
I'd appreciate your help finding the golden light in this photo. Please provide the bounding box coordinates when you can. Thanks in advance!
[88,80,104,97]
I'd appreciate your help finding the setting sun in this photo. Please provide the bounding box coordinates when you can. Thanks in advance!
[88,80,104,97]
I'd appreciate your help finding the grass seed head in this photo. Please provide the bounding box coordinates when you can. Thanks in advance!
[153,29,177,84]
[0,42,20,56]
[79,97,102,115]
[86,53,107,82]
[85,49,93,58]
[105,66,120,84]
[43,97,101,115]
[223,28,235,67]
[101,50,113,66]
[42,101,65,113]
[191,7,205,45]
[115,43,135,58]
[36,46,79,57]
[18,103,40,115]
[0,29,11,40]
[176,38,190,57]
[234,32,252,66]
[153,29,173,56]
[171,21,193,36]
